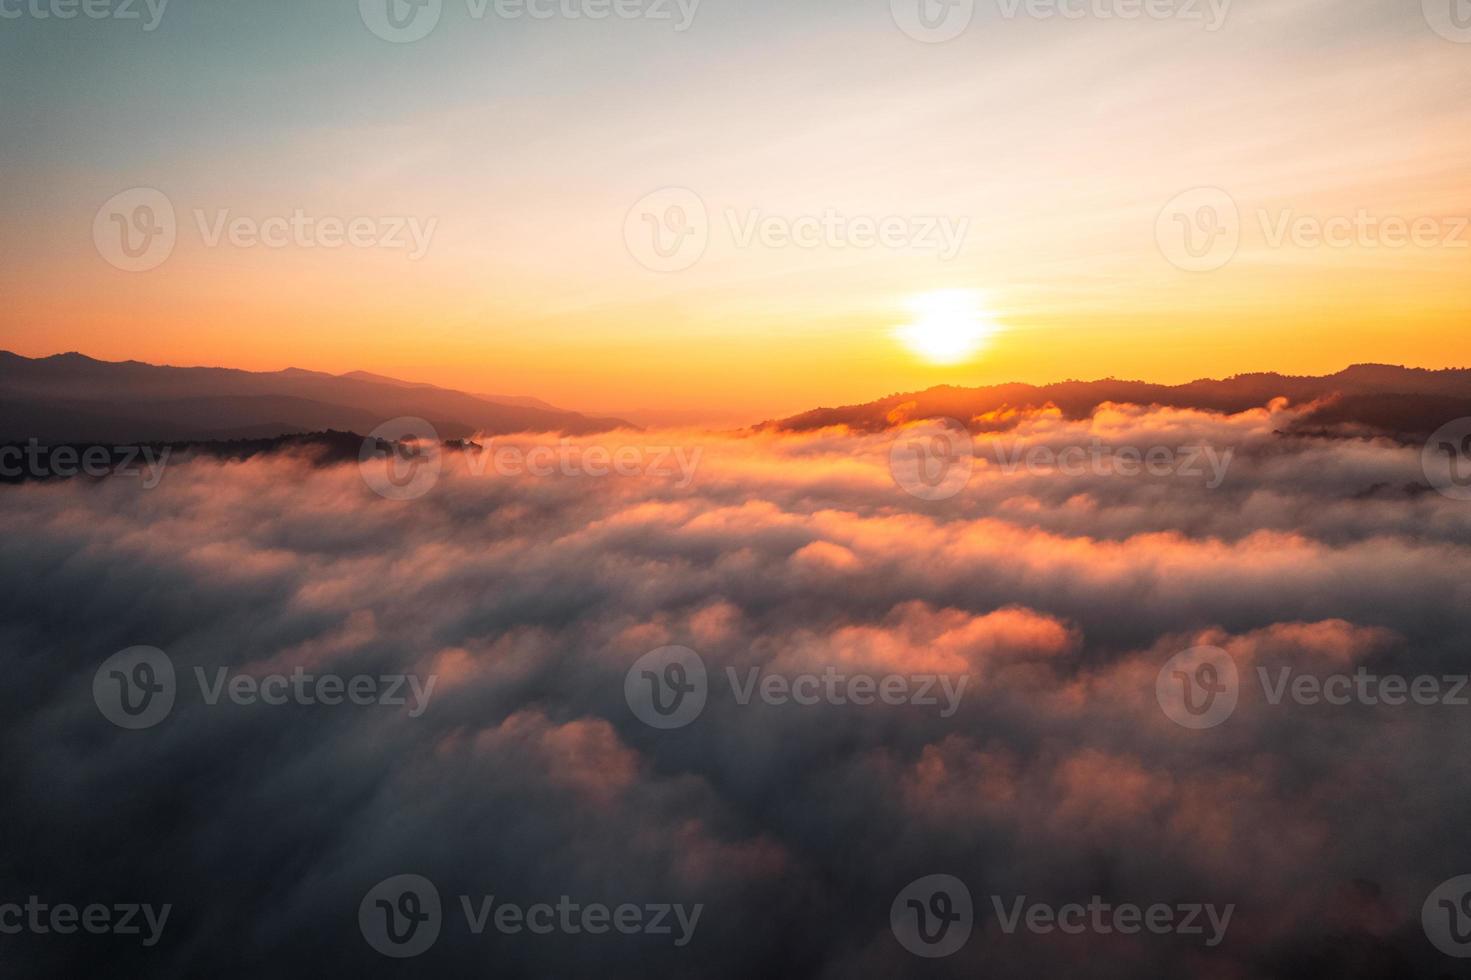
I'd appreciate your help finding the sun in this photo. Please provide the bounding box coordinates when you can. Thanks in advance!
[893,289,999,365]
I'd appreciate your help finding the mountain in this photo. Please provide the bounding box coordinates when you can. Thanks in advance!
[765,365,1471,442]
[0,352,632,444]
[340,370,566,412]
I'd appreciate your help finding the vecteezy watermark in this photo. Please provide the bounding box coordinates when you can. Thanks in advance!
[359,875,702,958]
[1155,646,1239,729]
[889,418,976,501]
[194,666,436,716]
[93,188,437,272]
[623,188,708,273]
[0,898,171,947]
[0,440,170,487]
[723,208,969,261]
[358,418,704,500]
[0,0,169,30]
[1156,187,1240,273]
[728,666,968,717]
[465,439,702,487]
[890,0,975,42]
[360,875,442,958]
[1158,187,1470,272]
[624,646,709,729]
[890,0,1227,42]
[1423,418,1471,501]
[1424,875,1471,957]
[1257,209,1469,251]
[1258,667,1471,708]
[990,439,1233,487]
[93,647,437,729]
[991,896,1233,947]
[993,0,1229,29]
[891,875,973,958]
[1422,0,1471,43]
[358,0,443,42]
[624,646,969,729]
[887,417,1234,501]
[1156,645,1471,729]
[358,0,699,43]
[359,417,444,501]
[891,876,1232,957]
[93,647,176,730]
[623,188,970,272]
[192,209,437,259]
[93,188,177,272]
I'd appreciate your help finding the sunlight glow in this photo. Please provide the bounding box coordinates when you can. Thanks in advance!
[893,290,1000,365]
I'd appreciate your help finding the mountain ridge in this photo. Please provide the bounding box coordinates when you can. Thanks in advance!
[0,351,634,443]
[764,364,1471,441]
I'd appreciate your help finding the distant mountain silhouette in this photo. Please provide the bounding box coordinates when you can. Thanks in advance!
[765,365,1471,442]
[338,370,565,412]
[0,352,632,444]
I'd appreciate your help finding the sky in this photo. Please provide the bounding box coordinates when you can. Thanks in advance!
[1,0,1468,425]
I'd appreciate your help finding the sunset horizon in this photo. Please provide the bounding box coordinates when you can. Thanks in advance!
[6,0,1470,426]
[4,0,1471,977]
[8,344,1471,428]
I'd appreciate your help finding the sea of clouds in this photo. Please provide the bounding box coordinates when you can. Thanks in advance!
[1,399,1469,977]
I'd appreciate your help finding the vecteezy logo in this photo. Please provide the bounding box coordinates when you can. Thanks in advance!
[1423,0,1471,42]
[1156,645,1238,729]
[93,646,176,730]
[360,874,442,958]
[1423,875,1471,957]
[359,0,443,42]
[93,188,177,272]
[1423,418,1471,501]
[891,0,975,42]
[891,874,973,958]
[624,645,708,729]
[1156,187,1240,272]
[359,417,443,501]
[888,417,975,501]
[623,188,709,272]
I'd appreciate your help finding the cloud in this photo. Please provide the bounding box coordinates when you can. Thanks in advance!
[0,403,1467,976]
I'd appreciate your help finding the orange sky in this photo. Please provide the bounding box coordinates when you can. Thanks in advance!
[2,0,1468,425]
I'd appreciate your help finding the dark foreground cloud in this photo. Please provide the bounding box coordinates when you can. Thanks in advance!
[1,404,1470,978]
